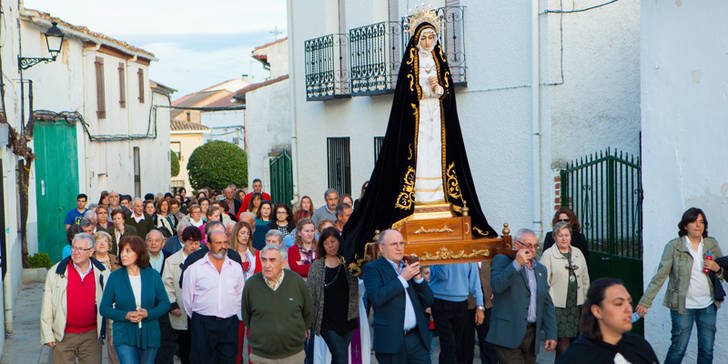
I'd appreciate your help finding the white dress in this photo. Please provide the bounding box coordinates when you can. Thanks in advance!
[413,46,445,203]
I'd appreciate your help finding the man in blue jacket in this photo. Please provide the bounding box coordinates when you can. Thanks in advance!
[487,228,557,363]
[362,229,434,364]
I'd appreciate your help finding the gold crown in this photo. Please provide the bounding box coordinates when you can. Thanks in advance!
[405,3,441,36]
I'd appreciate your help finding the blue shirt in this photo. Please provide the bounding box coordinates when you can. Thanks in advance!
[64,208,87,226]
[149,253,164,273]
[429,263,484,306]
[384,257,423,330]
[513,260,537,323]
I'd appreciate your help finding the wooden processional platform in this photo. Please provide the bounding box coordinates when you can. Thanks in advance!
[367,202,515,265]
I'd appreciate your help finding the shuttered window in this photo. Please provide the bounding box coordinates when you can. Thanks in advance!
[326,137,351,196]
[95,57,105,119]
[137,68,145,103]
[118,62,126,108]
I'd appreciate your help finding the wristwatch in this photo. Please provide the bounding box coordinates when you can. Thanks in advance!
[477,305,485,311]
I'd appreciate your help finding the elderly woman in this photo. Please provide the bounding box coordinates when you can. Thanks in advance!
[100,236,170,364]
[540,221,590,358]
[542,207,589,261]
[307,228,358,364]
[636,207,724,364]
[93,230,121,364]
[288,218,317,279]
[557,278,658,364]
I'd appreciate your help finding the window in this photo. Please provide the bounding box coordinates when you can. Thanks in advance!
[137,68,145,103]
[95,57,105,119]
[118,62,126,108]
[373,136,385,163]
[133,147,141,197]
[171,141,182,160]
[326,137,351,196]
[186,112,191,122]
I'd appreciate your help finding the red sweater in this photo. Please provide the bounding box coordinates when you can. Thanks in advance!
[287,245,316,278]
[65,264,97,333]
[236,192,271,219]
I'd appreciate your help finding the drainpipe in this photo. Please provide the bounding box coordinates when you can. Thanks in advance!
[531,0,543,238]
[287,0,300,205]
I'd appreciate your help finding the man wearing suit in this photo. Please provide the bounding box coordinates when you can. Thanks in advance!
[362,229,434,364]
[487,228,557,364]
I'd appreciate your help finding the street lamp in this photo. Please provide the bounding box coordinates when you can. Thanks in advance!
[18,21,65,70]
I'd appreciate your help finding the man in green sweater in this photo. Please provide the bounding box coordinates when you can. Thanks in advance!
[126,198,154,238]
[242,244,313,363]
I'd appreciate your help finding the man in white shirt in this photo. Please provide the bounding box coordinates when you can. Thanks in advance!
[182,230,243,364]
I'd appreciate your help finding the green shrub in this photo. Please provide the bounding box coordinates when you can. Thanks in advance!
[171,149,180,177]
[187,141,248,190]
[28,253,52,268]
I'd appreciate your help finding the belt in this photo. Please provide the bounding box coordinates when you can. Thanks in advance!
[404,328,417,336]
[526,322,536,328]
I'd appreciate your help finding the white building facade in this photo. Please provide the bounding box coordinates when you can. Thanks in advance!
[287,0,640,234]
[641,0,728,360]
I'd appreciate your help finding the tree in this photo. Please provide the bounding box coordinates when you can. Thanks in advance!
[187,140,247,190]
[170,149,180,177]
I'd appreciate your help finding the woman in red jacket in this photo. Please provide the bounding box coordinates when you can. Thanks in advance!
[288,218,317,279]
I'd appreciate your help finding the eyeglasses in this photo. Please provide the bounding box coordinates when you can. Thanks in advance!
[71,246,93,252]
[557,218,570,223]
[515,240,536,249]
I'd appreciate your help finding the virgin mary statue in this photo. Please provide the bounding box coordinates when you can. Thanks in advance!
[342,8,497,267]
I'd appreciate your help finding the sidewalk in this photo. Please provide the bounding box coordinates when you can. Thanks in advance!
[0,282,51,364]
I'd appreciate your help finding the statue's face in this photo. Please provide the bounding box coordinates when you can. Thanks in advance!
[418,31,436,51]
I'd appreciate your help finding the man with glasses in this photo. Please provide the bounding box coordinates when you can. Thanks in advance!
[362,229,434,364]
[486,228,557,364]
[41,233,110,364]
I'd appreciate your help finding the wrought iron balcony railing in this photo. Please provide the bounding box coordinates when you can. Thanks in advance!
[403,6,467,86]
[349,21,402,96]
[305,33,350,100]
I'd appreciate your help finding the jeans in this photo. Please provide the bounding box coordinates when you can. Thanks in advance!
[665,303,716,364]
[321,330,354,364]
[115,344,158,364]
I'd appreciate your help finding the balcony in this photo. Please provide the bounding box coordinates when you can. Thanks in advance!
[403,6,466,86]
[304,33,350,101]
[349,21,402,96]
[303,6,466,101]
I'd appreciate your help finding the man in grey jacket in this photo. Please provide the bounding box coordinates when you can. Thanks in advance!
[487,228,557,364]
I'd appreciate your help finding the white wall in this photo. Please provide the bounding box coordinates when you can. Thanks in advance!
[201,109,245,149]
[289,0,642,234]
[641,0,728,360]
[245,79,291,194]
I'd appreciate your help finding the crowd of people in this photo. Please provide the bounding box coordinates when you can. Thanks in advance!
[41,180,727,364]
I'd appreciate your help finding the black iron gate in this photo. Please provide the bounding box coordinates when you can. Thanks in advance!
[560,148,643,333]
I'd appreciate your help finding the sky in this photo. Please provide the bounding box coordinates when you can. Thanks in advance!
[24,0,288,98]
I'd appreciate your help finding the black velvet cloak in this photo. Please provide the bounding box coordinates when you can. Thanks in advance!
[341,22,497,268]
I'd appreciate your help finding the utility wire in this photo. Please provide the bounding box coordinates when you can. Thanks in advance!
[543,0,619,14]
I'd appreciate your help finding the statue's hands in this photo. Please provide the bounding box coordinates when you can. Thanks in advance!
[428,76,439,91]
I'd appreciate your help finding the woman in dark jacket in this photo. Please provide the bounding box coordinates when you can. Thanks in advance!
[267,203,296,236]
[306,227,358,364]
[100,235,170,364]
[558,278,658,364]
[543,207,589,261]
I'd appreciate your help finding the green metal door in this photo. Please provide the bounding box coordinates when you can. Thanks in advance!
[560,148,643,333]
[34,122,79,263]
[269,151,293,205]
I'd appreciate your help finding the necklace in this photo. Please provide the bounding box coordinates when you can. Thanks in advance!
[324,264,342,287]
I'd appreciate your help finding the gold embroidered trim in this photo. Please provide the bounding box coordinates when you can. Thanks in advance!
[446,162,462,201]
[407,73,415,92]
[473,226,491,237]
[411,102,420,164]
[415,176,441,180]
[419,247,491,261]
[408,143,413,160]
[414,186,443,192]
[395,166,417,210]
[443,70,450,89]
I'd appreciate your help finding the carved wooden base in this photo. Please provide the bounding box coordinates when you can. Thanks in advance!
[404,236,514,266]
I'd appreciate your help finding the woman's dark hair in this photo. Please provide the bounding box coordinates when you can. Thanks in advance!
[67,224,82,244]
[181,225,203,242]
[552,207,581,234]
[317,227,341,258]
[247,193,264,212]
[111,208,126,219]
[98,190,110,205]
[678,207,708,238]
[256,200,273,219]
[274,203,293,224]
[580,278,625,341]
[118,235,150,268]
